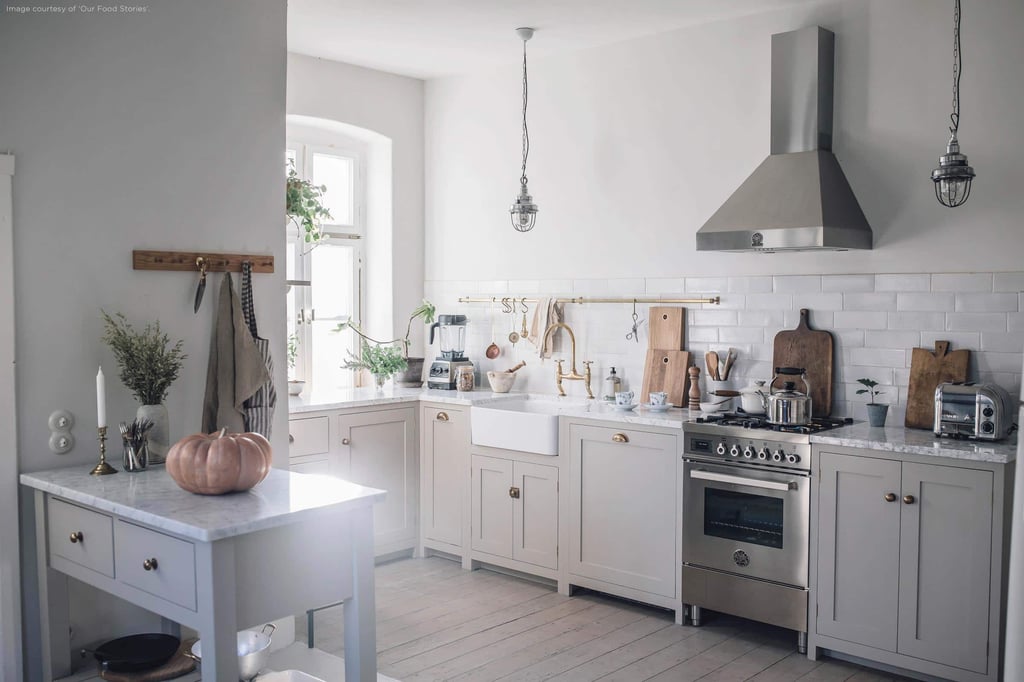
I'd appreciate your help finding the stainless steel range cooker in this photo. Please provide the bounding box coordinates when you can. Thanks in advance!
[681,413,851,653]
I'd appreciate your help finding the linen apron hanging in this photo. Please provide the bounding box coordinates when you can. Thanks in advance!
[241,261,277,438]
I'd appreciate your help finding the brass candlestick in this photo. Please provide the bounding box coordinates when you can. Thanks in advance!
[89,426,118,476]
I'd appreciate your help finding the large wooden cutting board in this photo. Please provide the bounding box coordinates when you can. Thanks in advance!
[905,341,970,430]
[772,308,833,417]
[648,307,686,350]
[640,350,691,407]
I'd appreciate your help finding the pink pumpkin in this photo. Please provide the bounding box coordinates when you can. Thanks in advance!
[166,428,273,495]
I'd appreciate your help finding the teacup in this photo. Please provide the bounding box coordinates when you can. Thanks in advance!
[615,391,634,406]
[649,392,668,406]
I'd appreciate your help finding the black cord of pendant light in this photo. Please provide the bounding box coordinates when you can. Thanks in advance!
[931,0,974,208]
[949,0,962,136]
[520,38,530,187]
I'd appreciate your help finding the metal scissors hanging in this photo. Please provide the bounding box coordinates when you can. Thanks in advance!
[626,299,645,343]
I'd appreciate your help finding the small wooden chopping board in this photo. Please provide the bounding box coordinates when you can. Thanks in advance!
[772,308,833,417]
[640,350,691,407]
[905,341,970,429]
[648,307,686,350]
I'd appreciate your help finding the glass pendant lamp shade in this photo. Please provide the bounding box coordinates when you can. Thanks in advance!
[931,132,975,208]
[510,27,538,232]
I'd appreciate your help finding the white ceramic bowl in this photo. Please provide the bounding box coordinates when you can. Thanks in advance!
[486,371,517,393]
[699,399,730,413]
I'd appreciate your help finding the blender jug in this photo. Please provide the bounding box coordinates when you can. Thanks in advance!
[429,315,468,359]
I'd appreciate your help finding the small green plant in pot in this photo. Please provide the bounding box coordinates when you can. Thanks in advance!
[856,378,888,427]
[286,164,332,251]
[335,300,436,387]
[343,341,408,391]
[286,333,304,396]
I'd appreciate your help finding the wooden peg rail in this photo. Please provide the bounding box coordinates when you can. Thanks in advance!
[132,250,275,274]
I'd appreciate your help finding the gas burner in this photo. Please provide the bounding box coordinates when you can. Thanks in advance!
[693,414,852,434]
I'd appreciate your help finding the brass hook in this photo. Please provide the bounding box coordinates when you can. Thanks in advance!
[195,256,206,274]
[520,297,529,314]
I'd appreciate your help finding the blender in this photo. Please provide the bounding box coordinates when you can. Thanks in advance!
[427,315,474,389]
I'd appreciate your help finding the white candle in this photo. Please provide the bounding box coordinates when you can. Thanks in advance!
[96,366,106,428]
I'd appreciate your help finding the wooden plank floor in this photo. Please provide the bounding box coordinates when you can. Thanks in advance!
[297,556,912,681]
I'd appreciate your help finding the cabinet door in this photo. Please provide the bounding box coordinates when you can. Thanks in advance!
[422,406,469,546]
[339,407,417,553]
[568,424,677,597]
[470,455,513,558]
[514,461,558,570]
[816,452,901,651]
[897,462,993,674]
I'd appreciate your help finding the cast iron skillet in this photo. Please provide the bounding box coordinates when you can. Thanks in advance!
[83,633,180,672]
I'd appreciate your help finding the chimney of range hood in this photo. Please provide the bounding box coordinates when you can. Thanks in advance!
[695,26,873,252]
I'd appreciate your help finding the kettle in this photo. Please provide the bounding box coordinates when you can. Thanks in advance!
[755,368,812,426]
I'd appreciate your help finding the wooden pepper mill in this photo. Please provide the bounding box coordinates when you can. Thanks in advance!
[688,366,701,410]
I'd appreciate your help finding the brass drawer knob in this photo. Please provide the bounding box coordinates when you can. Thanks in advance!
[143,557,159,571]
[342,438,350,445]
[884,493,897,502]
[436,412,450,422]
[903,494,916,505]
[612,433,629,443]
[69,531,83,544]
[509,486,521,499]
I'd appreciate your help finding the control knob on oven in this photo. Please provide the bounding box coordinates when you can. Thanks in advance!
[730,445,741,458]
[786,453,801,464]
[771,449,785,462]
[716,442,727,456]
[743,446,754,459]
[756,448,767,460]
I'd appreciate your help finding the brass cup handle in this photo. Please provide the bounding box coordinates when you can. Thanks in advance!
[509,486,521,499]
[884,493,897,502]
[903,494,916,505]
[436,412,450,422]
[69,531,83,544]
[143,558,158,571]
[612,433,629,443]
[342,438,350,445]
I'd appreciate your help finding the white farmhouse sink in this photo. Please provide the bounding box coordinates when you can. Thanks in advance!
[471,400,569,455]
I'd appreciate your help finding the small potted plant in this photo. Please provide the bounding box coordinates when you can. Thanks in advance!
[856,378,888,427]
[286,333,304,396]
[335,300,436,387]
[286,164,332,251]
[343,341,408,391]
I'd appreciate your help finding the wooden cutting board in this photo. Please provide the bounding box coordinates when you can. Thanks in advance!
[772,308,833,417]
[648,307,686,350]
[640,350,691,407]
[905,341,970,430]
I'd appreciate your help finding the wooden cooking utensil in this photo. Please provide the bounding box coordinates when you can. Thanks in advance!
[772,308,833,417]
[905,340,970,429]
[705,351,720,382]
[721,348,737,380]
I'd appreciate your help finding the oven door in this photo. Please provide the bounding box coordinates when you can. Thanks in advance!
[683,459,809,588]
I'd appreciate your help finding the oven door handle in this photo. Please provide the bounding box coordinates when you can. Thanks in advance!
[689,468,795,491]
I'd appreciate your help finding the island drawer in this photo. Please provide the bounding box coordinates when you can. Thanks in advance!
[48,498,114,578]
[288,416,330,457]
[115,520,197,611]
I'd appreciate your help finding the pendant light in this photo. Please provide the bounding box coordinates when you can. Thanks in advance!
[931,0,975,208]
[510,27,538,232]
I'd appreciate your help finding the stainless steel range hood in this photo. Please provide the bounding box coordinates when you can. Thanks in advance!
[696,26,872,252]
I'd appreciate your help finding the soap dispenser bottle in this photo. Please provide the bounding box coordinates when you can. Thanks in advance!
[603,367,622,401]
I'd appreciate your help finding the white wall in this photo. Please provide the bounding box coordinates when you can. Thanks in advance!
[0,2,287,677]
[288,54,426,353]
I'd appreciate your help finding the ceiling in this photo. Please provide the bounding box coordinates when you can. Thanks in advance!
[287,0,825,79]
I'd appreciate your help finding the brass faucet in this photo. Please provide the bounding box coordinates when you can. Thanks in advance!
[541,322,594,399]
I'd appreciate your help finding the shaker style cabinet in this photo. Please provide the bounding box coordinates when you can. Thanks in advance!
[420,403,471,555]
[812,448,1005,681]
[470,454,558,571]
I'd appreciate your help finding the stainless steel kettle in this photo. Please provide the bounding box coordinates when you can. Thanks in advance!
[756,367,813,426]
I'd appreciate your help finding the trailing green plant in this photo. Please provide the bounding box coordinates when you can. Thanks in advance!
[855,378,885,405]
[334,299,436,358]
[287,333,299,373]
[101,311,187,405]
[286,164,332,246]
[342,341,408,376]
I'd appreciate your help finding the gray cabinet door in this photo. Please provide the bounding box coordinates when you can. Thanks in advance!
[897,462,993,674]
[816,451,901,651]
[470,455,514,558]
[513,461,558,570]
[422,406,468,546]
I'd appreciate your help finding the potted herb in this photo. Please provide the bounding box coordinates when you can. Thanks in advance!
[286,165,332,250]
[856,378,888,427]
[286,333,304,396]
[343,341,408,391]
[101,311,187,463]
[335,300,436,387]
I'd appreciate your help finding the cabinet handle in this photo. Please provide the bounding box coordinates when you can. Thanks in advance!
[612,433,629,443]
[288,434,295,444]
[69,531,83,544]
[509,486,521,499]
[143,558,159,571]
[903,494,916,505]
[884,493,897,502]
[436,412,450,422]
[342,438,350,445]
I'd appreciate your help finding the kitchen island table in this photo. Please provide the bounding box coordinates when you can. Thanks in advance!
[21,465,385,681]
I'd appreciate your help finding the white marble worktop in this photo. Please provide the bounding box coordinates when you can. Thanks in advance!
[20,466,386,542]
[811,423,1017,464]
[288,386,526,413]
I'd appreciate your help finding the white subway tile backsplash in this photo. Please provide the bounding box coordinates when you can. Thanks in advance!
[931,273,992,292]
[864,330,922,349]
[688,327,719,343]
[897,293,955,312]
[821,274,875,293]
[773,275,821,294]
[1008,313,1024,333]
[836,365,894,384]
[849,348,907,368]
[792,293,845,311]
[708,295,746,310]
[477,280,509,294]
[833,330,865,348]
[875,274,930,292]
[973,352,1024,374]
[691,310,739,326]
[719,327,765,344]
[994,273,1024,292]
[737,310,786,327]
[844,292,897,311]
[645,278,685,294]
[685,277,728,293]
[785,309,833,329]
[888,312,946,331]
[728,276,773,293]
[745,293,793,310]
[946,312,1007,333]
[919,331,981,350]
[954,293,1018,313]
[834,311,888,329]
[750,344,774,361]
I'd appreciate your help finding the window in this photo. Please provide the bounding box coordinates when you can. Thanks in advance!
[287,143,364,390]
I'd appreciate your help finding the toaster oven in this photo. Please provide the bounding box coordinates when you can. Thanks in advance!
[934,382,1015,441]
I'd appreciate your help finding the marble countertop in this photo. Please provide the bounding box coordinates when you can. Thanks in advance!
[288,386,526,413]
[20,466,387,542]
[811,423,1018,464]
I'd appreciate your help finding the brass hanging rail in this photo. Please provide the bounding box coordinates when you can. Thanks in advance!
[458,295,720,305]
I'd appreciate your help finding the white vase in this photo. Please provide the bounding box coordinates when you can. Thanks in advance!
[137,404,169,465]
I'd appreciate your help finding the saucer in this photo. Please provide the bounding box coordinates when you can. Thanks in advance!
[612,403,638,412]
[642,402,674,412]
